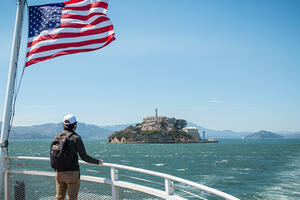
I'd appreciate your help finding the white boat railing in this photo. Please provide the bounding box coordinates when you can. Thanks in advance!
[4,156,240,200]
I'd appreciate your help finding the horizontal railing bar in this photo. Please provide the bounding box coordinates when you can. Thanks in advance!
[7,156,50,161]
[7,169,110,185]
[7,156,96,166]
[6,156,240,200]
[114,180,186,200]
[81,175,111,185]
[7,169,55,177]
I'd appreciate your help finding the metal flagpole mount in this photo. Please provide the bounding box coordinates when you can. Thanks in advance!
[0,0,25,196]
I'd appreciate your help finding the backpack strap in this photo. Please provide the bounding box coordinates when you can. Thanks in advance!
[51,131,75,147]
[60,131,75,138]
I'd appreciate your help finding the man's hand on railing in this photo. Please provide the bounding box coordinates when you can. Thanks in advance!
[98,160,103,165]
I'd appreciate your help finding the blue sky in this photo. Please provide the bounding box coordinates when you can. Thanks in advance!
[0,0,299,132]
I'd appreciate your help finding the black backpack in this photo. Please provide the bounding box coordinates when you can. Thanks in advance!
[50,131,75,170]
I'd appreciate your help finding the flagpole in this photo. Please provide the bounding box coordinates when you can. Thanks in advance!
[0,0,25,196]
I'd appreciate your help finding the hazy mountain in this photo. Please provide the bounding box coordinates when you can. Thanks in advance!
[245,130,283,139]
[100,123,136,132]
[283,133,300,138]
[9,122,112,139]
[187,122,251,139]
[277,131,300,138]
[0,121,299,139]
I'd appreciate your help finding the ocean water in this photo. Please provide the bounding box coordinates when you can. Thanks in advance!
[8,139,300,199]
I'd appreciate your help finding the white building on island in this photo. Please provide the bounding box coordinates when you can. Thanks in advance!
[183,127,200,140]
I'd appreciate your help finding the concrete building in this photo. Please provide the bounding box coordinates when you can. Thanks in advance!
[183,127,200,140]
[143,116,167,123]
[141,116,168,131]
[143,108,167,123]
[141,109,174,131]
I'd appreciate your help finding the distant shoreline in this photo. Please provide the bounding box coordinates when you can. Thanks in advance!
[108,139,219,144]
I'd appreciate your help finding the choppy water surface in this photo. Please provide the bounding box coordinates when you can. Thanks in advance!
[9,139,300,199]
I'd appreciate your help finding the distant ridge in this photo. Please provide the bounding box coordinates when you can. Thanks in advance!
[186,122,251,139]
[245,130,283,139]
[7,122,112,139]
[0,121,299,139]
[101,123,136,132]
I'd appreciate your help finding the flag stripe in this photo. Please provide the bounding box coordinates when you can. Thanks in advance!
[61,15,109,24]
[65,0,108,7]
[27,19,113,43]
[26,35,115,66]
[27,43,108,61]
[27,34,115,61]
[63,2,108,11]
[61,12,105,20]
[64,0,85,5]
[27,33,114,57]
[61,16,110,28]
[61,14,106,24]
[62,7,106,15]
[28,30,114,56]
[28,25,113,48]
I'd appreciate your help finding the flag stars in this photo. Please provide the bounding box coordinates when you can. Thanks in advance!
[28,3,63,37]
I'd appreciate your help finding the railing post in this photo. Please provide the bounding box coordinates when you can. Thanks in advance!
[165,178,174,197]
[4,157,10,200]
[111,167,119,200]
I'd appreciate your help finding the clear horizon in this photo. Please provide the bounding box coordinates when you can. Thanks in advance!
[1,0,300,133]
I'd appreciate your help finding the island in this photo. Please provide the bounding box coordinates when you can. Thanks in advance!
[108,109,218,144]
[245,130,283,139]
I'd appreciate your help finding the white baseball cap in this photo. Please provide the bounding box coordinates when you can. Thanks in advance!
[63,114,77,125]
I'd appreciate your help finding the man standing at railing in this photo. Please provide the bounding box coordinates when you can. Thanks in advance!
[50,114,103,200]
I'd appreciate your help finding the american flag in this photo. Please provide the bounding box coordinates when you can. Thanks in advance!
[26,0,115,67]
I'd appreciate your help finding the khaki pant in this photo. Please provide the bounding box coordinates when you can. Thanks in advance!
[56,171,80,200]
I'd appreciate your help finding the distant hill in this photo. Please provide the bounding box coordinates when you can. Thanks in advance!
[101,123,136,132]
[284,133,300,138]
[9,122,112,139]
[278,131,300,138]
[187,122,251,139]
[245,130,283,139]
[0,121,299,139]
